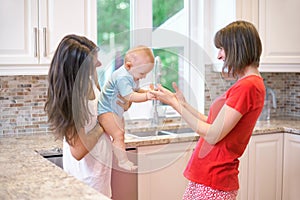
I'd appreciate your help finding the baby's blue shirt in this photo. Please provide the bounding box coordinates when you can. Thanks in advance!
[98,65,139,117]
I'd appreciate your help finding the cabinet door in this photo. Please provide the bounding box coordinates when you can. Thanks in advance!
[111,148,138,200]
[258,0,300,66]
[39,0,96,64]
[237,144,249,200]
[137,142,195,200]
[248,133,283,200]
[237,0,300,72]
[282,133,300,200]
[0,0,96,66]
[0,0,39,64]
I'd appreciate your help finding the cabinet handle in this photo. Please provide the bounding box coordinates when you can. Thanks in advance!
[33,27,38,57]
[43,27,47,57]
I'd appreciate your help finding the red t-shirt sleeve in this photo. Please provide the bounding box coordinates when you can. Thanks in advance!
[225,81,253,115]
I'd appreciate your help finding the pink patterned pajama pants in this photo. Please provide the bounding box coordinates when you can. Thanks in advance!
[183,181,238,200]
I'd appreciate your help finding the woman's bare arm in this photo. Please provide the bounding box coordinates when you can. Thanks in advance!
[171,82,208,122]
[70,94,132,160]
[70,123,104,160]
[151,84,242,144]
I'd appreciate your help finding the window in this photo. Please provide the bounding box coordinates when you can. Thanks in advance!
[97,0,205,119]
[152,0,184,93]
[97,0,130,87]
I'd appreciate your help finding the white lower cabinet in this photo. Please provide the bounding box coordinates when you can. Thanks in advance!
[282,133,300,200]
[237,144,249,200]
[248,133,283,200]
[116,133,300,200]
[238,133,283,200]
[238,133,300,200]
[137,142,196,200]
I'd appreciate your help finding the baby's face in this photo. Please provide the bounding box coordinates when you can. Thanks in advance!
[128,55,154,81]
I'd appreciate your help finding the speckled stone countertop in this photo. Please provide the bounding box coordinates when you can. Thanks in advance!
[124,116,300,147]
[0,134,110,200]
[1,116,299,199]
[253,116,300,135]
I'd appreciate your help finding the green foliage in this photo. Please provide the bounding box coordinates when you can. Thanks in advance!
[152,0,184,28]
[97,0,184,92]
[153,48,180,93]
[97,0,130,48]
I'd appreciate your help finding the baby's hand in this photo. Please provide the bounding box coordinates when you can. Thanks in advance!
[149,83,154,90]
[146,91,156,100]
[149,83,158,91]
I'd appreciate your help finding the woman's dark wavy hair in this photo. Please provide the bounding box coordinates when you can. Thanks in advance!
[44,34,98,145]
[214,20,262,77]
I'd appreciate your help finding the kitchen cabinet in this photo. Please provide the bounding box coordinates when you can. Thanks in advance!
[236,0,300,72]
[137,142,196,200]
[238,133,284,200]
[0,0,96,67]
[111,148,138,200]
[247,133,283,200]
[238,133,300,200]
[282,133,300,200]
[237,144,249,200]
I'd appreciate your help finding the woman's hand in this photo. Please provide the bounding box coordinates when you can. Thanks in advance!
[150,84,178,107]
[172,82,186,104]
[117,94,132,111]
[146,91,156,100]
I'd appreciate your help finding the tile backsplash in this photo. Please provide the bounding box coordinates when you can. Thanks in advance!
[1,71,299,135]
[204,67,300,118]
[0,76,49,135]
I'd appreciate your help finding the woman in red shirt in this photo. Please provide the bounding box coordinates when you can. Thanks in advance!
[151,20,265,199]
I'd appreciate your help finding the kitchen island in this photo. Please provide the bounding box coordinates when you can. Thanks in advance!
[0,134,110,200]
[0,116,299,199]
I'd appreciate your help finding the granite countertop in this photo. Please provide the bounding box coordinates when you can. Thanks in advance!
[253,116,300,135]
[1,116,300,199]
[124,116,300,147]
[0,134,110,200]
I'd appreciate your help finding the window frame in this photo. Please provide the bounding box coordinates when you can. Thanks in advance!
[130,0,205,114]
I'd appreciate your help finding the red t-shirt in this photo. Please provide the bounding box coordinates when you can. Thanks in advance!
[183,75,265,191]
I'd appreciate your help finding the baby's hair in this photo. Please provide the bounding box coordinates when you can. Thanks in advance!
[124,45,154,64]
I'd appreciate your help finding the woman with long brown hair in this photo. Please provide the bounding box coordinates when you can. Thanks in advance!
[45,34,130,197]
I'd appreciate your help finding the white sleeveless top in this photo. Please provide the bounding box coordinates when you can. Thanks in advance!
[85,77,101,133]
[63,77,113,198]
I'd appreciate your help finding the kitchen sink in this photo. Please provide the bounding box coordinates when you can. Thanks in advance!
[126,130,173,138]
[126,127,196,138]
[36,148,63,169]
[163,127,195,134]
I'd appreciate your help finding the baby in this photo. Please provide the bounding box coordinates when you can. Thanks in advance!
[98,45,155,170]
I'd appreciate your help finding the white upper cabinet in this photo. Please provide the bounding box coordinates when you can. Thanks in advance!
[236,0,300,72]
[0,0,96,74]
[0,0,38,64]
[38,0,96,64]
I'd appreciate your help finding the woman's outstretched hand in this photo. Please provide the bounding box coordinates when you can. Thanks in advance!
[150,83,178,107]
[172,82,186,104]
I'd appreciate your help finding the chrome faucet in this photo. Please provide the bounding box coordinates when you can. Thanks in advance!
[266,87,277,109]
[152,56,162,125]
[259,86,277,121]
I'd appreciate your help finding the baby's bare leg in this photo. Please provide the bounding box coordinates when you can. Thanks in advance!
[98,112,137,171]
[99,112,125,149]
